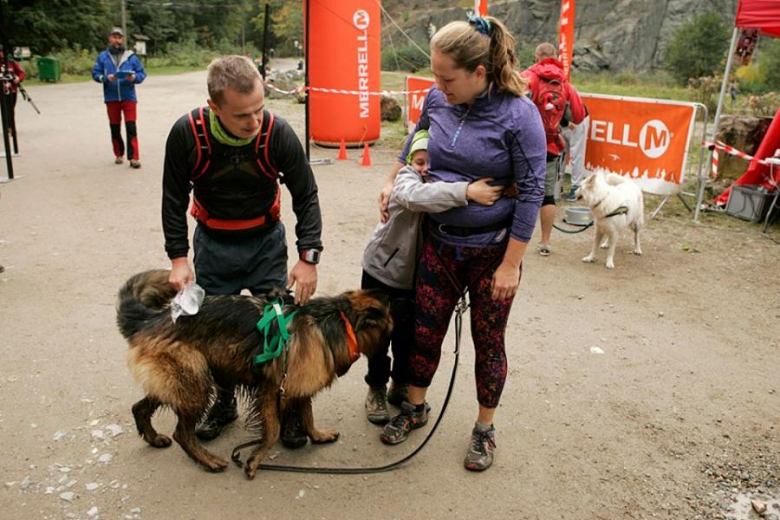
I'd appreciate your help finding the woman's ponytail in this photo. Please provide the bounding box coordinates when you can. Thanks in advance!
[484,16,528,97]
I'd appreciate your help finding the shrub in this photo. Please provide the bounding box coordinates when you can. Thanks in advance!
[687,75,722,114]
[381,45,430,72]
[757,38,780,91]
[666,12,730,85]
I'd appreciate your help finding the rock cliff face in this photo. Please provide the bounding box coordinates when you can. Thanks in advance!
[385,0,737,72]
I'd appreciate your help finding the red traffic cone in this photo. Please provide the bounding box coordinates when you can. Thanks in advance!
[337,139,348,160]
[361,142,372,167]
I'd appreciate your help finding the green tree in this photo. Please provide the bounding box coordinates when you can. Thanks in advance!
[7,0,113,54]
[758,38,780,90]
[666,12,730,85]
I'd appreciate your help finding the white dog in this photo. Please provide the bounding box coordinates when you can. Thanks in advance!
[576,170,644,269]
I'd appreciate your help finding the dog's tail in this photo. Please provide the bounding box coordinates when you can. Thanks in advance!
[116,270,178,339]
[605,172,628,186]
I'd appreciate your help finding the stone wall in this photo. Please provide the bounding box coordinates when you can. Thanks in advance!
[384,0,737,72]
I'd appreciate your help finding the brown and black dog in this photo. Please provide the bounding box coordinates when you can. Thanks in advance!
[116,270,392,479]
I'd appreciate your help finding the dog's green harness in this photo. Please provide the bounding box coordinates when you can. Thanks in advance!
[253,300,298,366]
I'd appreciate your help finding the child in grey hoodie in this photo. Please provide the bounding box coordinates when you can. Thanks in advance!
[361,130,502,424]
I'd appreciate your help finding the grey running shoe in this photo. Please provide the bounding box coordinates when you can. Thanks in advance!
[114,156,124,164]
[365,386,390,425]
[566,186,579,202]
[386,382,409,407]
[129,160,141,169]
[380,401,430,445]
[463,424,496,471]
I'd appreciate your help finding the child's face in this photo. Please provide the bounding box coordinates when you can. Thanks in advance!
[410,150,428,177]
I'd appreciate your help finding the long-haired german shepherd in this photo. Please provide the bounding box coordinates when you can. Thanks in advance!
[116,270,392,479]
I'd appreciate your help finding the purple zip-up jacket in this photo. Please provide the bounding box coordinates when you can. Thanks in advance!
[400,84,546,246]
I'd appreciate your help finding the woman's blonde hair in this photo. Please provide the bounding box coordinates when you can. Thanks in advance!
[430,17,527,97]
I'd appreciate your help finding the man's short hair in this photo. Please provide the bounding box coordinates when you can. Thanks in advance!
[207,55,262,106]
[535,43,557,60]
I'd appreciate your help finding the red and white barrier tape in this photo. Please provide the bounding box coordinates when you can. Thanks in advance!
[263,83,431,97]
[702,140,774,179]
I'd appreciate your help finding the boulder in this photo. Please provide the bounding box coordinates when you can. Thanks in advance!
[381,96,402,122]
[715,115,773,181]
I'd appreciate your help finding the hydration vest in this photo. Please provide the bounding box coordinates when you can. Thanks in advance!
[187,107,282,231]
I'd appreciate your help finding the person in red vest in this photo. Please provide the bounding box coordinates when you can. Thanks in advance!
[0,45,26,140]
[522,43,586,256]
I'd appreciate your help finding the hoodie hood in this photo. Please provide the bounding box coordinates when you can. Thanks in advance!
[528,58,566,82]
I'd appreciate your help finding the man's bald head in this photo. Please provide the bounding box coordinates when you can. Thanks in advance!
[535,43,557,62]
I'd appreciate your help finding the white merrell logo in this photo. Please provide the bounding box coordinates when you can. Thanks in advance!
[590,118,672,159]
[355,10,370,118]
[638,120,670,159]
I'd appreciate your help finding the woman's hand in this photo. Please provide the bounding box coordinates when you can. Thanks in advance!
[491,238,527,300]
[378,179,394,223]
[467,178,503,205]
[491,261,520,300]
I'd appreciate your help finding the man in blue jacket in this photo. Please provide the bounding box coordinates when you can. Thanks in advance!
[92,27,147,169]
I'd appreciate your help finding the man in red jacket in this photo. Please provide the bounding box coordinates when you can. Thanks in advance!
[0,46,26,140]
[522,43,586,256]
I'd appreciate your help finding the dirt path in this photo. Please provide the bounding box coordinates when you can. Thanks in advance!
[1,71,778,520]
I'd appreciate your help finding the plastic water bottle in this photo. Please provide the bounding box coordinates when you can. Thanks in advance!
[171,282,205,323]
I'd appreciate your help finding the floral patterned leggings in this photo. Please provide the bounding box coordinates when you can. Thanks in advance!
[410,236,519,409]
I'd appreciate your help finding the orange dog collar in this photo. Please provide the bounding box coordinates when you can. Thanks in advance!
[340,311,360,362]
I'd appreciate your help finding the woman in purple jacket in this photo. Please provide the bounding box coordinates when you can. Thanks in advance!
[378,16,546,471]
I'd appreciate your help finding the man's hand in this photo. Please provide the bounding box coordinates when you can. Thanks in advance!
[169,257,194,291]
[126,73,136,83]
[12,77,20,85]
[107,73,116,82]
[288,260,318,305]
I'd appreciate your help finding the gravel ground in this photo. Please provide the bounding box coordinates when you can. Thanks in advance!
[0,70,778,520]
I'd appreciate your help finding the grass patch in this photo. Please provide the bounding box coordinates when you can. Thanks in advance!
[146,65,205,76]
[573,71,691,101]
[23,74,92,86]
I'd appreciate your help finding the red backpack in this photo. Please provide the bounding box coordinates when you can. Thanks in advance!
[531,77,567,152]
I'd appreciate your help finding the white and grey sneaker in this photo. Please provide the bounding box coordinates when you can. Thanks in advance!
[464,423,496,471]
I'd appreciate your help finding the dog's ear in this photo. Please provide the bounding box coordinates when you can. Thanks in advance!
[356,304,390,331]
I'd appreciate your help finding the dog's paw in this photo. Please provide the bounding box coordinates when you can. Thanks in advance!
[148,434,172,448]
[599,241,609,250]
[245,465,258,480]
[633,248,643,256]
[582,255,596,264]
[203,456,229,473]
[605,260,615,269]
[310,429,340,444]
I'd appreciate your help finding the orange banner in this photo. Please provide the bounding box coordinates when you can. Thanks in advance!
[474,0,488,16]
[582,94,696,195]
[405,76,435,129]
[558,0,575,80]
